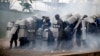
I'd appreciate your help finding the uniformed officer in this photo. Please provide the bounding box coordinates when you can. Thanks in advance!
[72,14,82,47]
[62,14,73,49]
[27,17,36,48]
[18,19,29,47]
[41,16,52,50]
[63,14,81,49]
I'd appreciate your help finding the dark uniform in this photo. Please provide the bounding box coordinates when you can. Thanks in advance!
[18,20,29,47]
[63,14,81,48]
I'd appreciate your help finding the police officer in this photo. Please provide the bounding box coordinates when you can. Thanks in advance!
[41,16,52,50]
[62,14,73,49]
[62,14,80,49]
[64,14,81,48]
[18,19,29,47]
[72,14,82,47]
[63,14,73,40]
[27,17,36,48]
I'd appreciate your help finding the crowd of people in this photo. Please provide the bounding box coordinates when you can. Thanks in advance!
[6,13,100,50]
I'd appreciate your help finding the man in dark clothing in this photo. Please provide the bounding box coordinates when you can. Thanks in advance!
[10,25,20,48]
[63,14,81,48]
[63,20,78,49]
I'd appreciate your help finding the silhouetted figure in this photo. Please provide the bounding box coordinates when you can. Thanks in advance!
[10,24,20,48]
[63,14,81,48]
[54,14,63,49]
[72,14,82,47]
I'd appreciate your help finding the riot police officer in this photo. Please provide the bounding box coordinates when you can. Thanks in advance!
[41,16,52,50]
[27,17,36,48]
[64,14,81,48]
[18,19,29,47]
